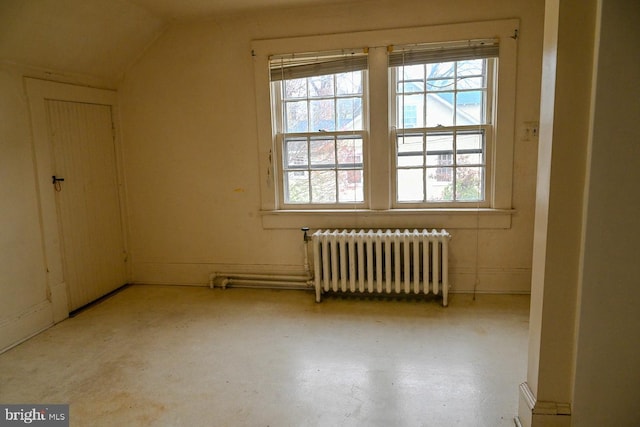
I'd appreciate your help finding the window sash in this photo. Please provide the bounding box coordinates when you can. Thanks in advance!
[279,132,366,205]
[390,54,495,207]
[394,126,489,202]
[271,54,368,207]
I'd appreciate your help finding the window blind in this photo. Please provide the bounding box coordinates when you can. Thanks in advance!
[270,49,368,81]
[388,39,499,67]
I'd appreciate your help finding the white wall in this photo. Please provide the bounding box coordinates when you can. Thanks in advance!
[0,0,164,351]
[0,0,544,353]
[120,0,545,291]
[0,63,123,352]
[0,66,51,350]
[519,0,640,425]
[572,0,640,424]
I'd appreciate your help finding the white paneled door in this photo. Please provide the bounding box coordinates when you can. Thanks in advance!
[46,100,127,311]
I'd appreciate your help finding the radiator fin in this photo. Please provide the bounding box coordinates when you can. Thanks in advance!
[312,229,451,306]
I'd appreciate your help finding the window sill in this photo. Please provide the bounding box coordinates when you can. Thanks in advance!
[260,208,515,230]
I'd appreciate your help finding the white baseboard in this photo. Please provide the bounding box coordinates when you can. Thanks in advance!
[518,382,571,427]
[50,281,69,323]
[132,261,531,293]
[0,301,53,354]
[132,262,308,287]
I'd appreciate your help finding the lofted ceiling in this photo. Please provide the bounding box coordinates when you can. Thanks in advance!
[0,0,356,85]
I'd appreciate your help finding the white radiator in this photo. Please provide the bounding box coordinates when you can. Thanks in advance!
[312,229,451,306]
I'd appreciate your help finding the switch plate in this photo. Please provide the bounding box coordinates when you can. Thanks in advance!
[521,121,539,141]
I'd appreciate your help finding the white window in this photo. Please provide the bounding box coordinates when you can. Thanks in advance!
[390,40,497,207]
[270,51,368,207]
[252,20,518,229]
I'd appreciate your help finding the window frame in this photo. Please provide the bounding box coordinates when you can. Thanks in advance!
[389,57,497,208]
[270,65,370,209]
[252,19,519,230]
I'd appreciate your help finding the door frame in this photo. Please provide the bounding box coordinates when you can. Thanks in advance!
[25,78,130,322]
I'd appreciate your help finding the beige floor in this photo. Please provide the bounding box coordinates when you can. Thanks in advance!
[0,285,529,426]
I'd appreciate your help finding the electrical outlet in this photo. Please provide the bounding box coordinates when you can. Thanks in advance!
[521,121,539,141]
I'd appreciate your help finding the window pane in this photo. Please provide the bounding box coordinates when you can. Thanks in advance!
[397,134,423,153]
[285,171,309,203]
[427,167,453,201]
[309,75,334,97]
[402,64,424,80]
[310,99,335,131]
[456,167,483,201]
[427,79,455,91]
[426,62,454,79]
[457,77,484,90]
[337,97,362,131]
[398,94,424,128]
[398,80,424,93]
[311,170,336,202]
[457,59,484,77]
[338,170,364,202]
[284,78,307,99]
[285,138,308,167]
[456,91,484,125]
[397,134,424,167]
[309,138,335,165]
[426,93,454,127]
[426,132,453,166]
[398,155,424,167]
[457,132,484,165]
[337,138,363,165]
[285,101,308,133]
[397,168,424,202]
[336,71,362,95]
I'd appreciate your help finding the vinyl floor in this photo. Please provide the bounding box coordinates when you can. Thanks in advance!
[0,285,529,426]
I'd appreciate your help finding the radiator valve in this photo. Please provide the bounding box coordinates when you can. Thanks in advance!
[301,227,311,242]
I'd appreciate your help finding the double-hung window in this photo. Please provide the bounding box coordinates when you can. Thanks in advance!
[390,40,498,206]
[253,20,518,228]
[270,50,368,207]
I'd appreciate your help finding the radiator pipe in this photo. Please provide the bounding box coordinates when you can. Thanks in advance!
[301,227,311,280]
[215,278,310,289]
[209,273,313,289]
[209,227,315,290]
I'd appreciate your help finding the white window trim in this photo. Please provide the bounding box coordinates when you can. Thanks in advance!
[252,19,519,229]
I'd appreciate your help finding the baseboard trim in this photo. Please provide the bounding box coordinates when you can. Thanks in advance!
[518,382,571,427]
[0,301,53,354]
[520,382,537,410]
[132,261,532,293]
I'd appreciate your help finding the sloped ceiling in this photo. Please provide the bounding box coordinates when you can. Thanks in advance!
[0,0,166,84]
[0,0,360,85]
